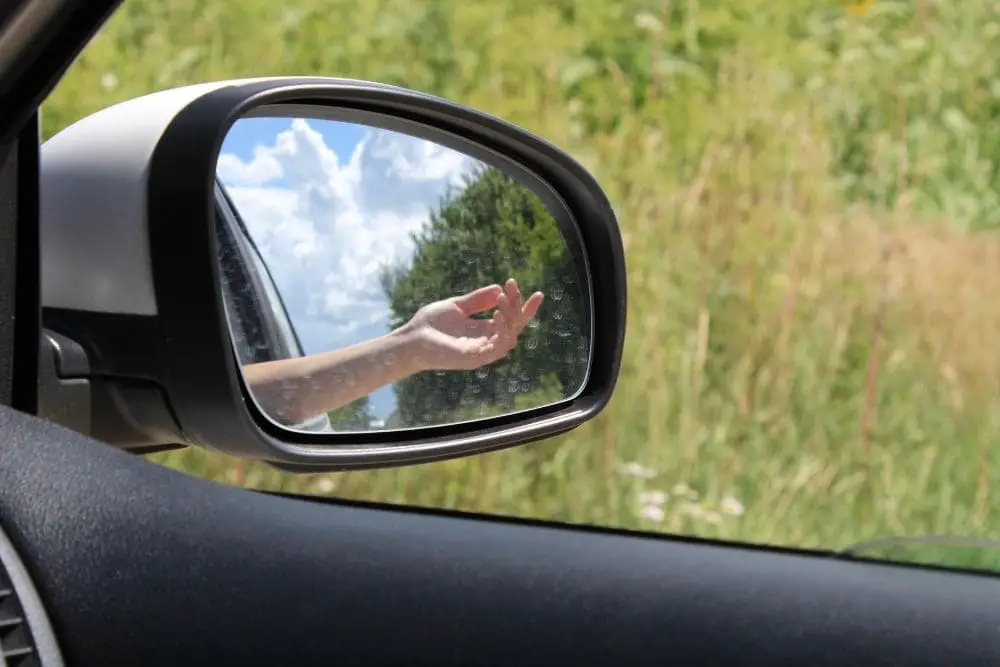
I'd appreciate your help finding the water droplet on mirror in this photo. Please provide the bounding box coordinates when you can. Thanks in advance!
[475,367,490,379]
[384,352,397,366]
[526,338,538,350]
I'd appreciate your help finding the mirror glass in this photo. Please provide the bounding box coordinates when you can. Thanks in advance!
[214,110,592,434]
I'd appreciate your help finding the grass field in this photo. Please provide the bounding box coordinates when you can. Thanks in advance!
[41,0,1000,568]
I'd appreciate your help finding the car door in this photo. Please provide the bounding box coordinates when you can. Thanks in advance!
[1,1,1000,666]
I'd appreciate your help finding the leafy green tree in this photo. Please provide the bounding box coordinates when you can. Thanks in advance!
[381,165,589,427]
[327,395,376,431]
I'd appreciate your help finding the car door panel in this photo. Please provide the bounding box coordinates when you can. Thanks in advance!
[0,405,997,666]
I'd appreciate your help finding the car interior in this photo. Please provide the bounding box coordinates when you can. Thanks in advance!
[0,0,999,666]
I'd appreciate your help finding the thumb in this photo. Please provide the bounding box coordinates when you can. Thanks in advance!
[454,284,503,316]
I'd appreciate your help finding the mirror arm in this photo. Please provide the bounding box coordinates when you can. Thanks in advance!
[37,330,90,435]
[37,329,187,454]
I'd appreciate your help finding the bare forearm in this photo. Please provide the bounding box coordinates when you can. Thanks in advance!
[242,328,427,425]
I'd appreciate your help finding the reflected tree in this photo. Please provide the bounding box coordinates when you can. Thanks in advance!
[327,395,376,430]
[381,165,589,427]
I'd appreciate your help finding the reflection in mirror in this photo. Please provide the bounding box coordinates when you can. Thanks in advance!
[214,112,591,435]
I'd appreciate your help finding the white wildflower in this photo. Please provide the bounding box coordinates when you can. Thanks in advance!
[679,501,722,525]
[671,483,699,500]
[638,490,668,506]
[634,11,664,33]
[620,462,657,479]
[720,495,745,517]
[640,504,665,522]
[703,510,723,525]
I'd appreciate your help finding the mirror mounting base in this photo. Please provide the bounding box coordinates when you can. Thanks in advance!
[38,329,188,454]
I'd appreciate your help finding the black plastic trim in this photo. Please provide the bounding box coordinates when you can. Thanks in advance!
[145,79,627,469]
[0,141,16,408]
[37,330,90,435]
[37,318,189,452]
[12,112,40,415]
[0,0,122,145]
[42,309,165,381]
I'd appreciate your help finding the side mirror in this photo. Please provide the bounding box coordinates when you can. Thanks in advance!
[39,77,627,471]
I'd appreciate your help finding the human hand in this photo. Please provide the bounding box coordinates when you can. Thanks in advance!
[401,278,544,372]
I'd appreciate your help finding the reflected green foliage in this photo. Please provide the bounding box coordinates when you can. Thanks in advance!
[447,373,566,422]
[327,396,376,430]
[380,165,587,427]
[42,0,1000,574]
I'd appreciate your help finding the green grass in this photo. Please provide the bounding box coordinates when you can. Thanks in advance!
[41,0,1000,570]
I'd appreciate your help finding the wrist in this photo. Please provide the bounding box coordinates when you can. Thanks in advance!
[386,324,430,376]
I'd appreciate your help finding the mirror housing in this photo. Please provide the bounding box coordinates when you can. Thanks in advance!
[39,77,627,471]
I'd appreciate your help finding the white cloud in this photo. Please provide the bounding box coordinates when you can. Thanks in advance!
[217,118,477,356]
[217,148,283,186]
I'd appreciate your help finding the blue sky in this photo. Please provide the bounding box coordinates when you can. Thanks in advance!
[217,115,475,422]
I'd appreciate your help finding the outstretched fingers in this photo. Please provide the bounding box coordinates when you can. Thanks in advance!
[457,279,546,368]
[521,291,544,324]
[501,279,544,331]
[505,278,523,315]
[454,284,503,316]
